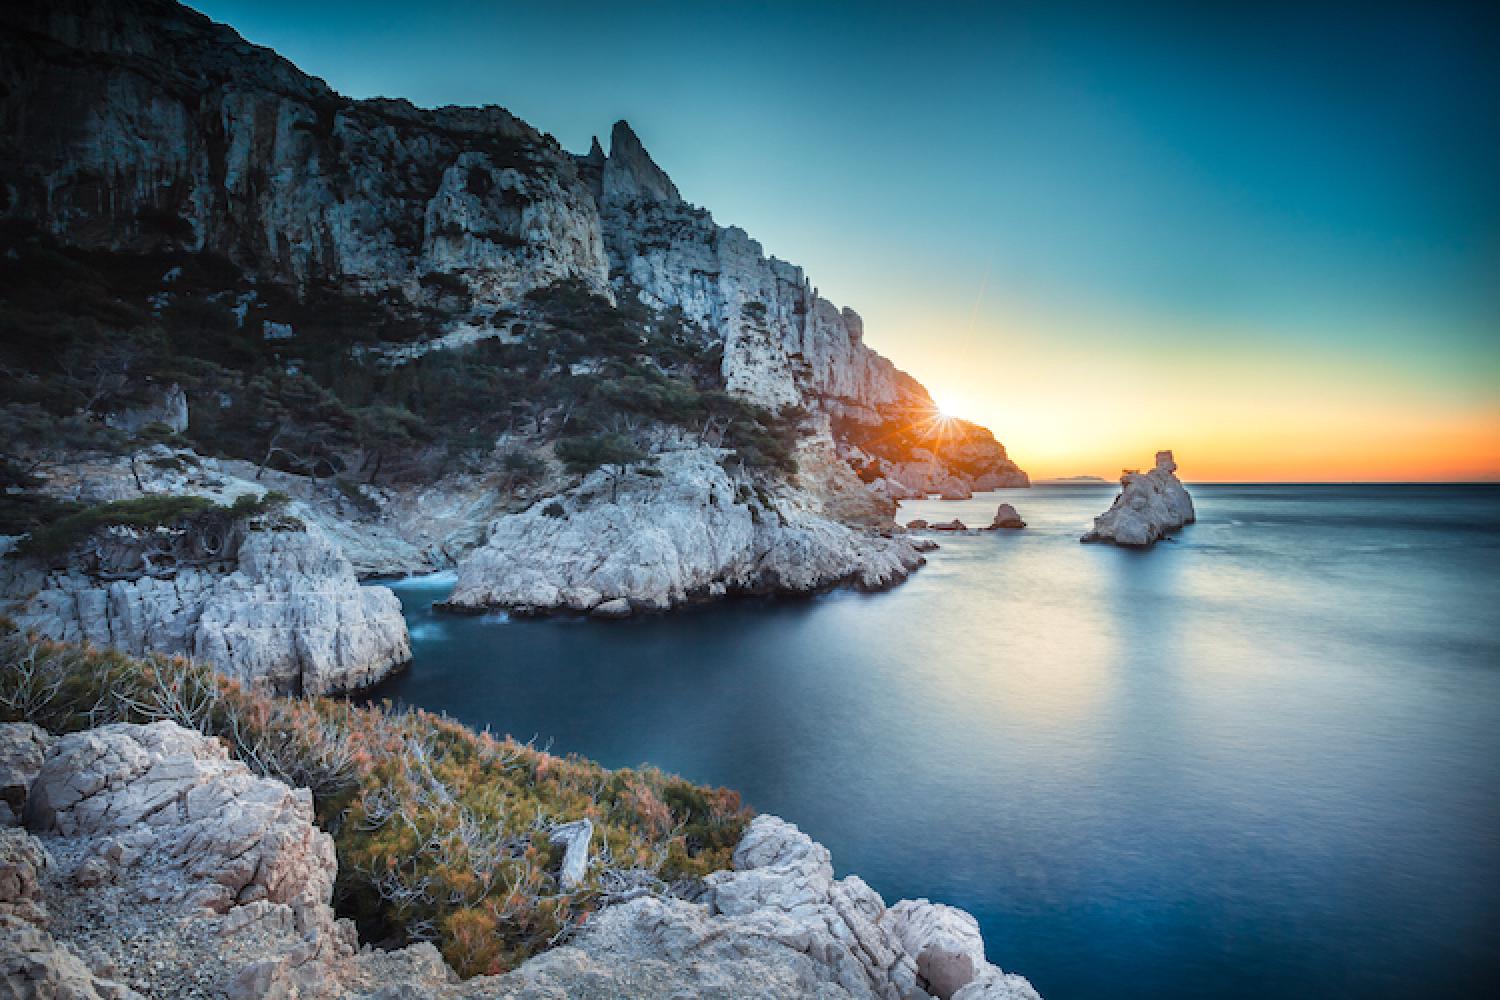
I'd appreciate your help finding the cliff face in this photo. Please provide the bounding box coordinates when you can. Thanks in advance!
[581,121,1027,491]
[1,0,1022,491]
[0,0,1028,631]
[0,0,610,309]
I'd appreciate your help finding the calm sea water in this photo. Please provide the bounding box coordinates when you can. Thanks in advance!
[369,484,1500,1000]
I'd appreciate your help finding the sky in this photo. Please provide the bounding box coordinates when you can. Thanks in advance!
[189,0,1500,481]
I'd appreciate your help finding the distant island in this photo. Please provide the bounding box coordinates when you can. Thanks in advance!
[1037,475,1111,484]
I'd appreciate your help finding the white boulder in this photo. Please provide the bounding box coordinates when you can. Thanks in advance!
[1081,451,1195,548]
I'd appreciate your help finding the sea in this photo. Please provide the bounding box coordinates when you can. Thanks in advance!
[368,483,1500,1000]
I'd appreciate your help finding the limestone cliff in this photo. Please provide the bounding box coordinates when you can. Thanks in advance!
[0,0,1027,631]
[0,0,609,310]
[581,121,1028,492]
[0,508,410,696]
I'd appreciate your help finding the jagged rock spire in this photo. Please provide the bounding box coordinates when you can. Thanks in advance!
[602,120,681,204]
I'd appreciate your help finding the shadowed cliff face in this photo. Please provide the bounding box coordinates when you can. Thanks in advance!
[0,0,1023,492]
[0,0,610,307]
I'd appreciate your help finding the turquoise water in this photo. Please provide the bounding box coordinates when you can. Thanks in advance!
[369,484,1500,999]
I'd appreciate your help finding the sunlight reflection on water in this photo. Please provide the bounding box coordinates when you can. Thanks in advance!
[368,484,1500,1000]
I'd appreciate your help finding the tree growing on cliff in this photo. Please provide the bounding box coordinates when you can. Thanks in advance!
[554,433,649,502]
[353,404,428,483]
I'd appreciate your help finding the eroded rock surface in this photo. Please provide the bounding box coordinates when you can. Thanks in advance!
[987,505,1025,530]
[2,521,409,696]
[2,721,1041,999]
[1081,451,1195,548]
[25,721,336,911]
[462,815,1040,1000]
[448,447,924,614]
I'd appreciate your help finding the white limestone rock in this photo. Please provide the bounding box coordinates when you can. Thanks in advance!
[0,828,50,911]
[0,724,51,826]
[447,447,924,614]
[467,814,1043,1000]
[2,523,410,696]
[25,721,336,912]
[1081,451,1196,548]
[882,900,989,1000]
[0,915,146,1000]
[549,819,593,890]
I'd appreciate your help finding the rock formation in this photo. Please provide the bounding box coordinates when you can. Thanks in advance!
[0,0,1029,634]
[1,516,410,696]
[986,504,1025,530]
[0,720,1042,999]
[448,446,924,614]
[1081,451,1195,547]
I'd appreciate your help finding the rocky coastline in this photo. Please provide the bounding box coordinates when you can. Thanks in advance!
[0,704,1040,1000]
[0,0,1028,676]
[0,3,1052,994]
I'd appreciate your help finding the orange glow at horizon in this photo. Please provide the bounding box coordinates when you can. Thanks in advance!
[877,307,1500,484]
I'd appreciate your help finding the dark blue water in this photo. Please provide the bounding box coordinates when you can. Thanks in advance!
[369,484,1500,1000]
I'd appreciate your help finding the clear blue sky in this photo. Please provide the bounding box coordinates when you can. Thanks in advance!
[188,0,1500,479]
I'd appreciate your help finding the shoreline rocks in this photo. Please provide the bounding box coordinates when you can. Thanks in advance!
[1,522,410,696]
[446,447,925,616]
[0,719,1043,999]
[1081,451,1195,548]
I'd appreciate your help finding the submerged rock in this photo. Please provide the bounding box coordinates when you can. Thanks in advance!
[1081,451,1195,547]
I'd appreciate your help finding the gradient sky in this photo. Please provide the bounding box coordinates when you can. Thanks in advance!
[189,0,1500,481]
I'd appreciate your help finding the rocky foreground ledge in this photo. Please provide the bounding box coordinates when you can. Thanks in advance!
[0,719,1039,1000]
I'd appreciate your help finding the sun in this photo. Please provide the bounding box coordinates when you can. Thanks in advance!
[930,393,960,420]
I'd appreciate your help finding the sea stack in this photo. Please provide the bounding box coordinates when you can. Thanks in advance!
[1081,451,1195,547]
[988,503,1026,530]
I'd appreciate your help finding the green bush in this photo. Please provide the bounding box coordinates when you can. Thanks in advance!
[18,491,289,561]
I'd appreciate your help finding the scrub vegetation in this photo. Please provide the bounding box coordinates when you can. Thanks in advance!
[0,623,751,976]
[0,224,804,495]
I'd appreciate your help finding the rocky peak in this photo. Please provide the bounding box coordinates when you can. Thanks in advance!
[601,120,683,205]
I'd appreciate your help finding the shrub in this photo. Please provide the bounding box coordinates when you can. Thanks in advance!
[17,491,289,561]
[19,495,219,559]
[0,625,752,977]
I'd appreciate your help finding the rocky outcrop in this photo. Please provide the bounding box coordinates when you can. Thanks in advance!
[0,724,50,827]
[986,505,1025,530]
[467,815,1040,1000]
[1,720,1041,999]
[447,446,924,615]
[1,0,1032,625]
[1,521,409,696]
[1081,451,1195,548]
[25,721,337,911]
